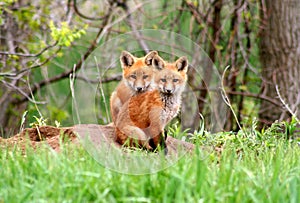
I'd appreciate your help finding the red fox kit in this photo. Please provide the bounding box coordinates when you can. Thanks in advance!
[110,50,158,124]
[115,55,189,150]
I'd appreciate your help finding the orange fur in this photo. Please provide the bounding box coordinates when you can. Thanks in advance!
[115,55,189,150]
[110,50,158,124]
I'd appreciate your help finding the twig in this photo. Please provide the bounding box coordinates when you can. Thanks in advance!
[189,86,282,107]
[220,65,243,131]
[1,80,46,105]
[133,35,193,56]
[226,90,281,107]
[170,1,186,32]
[275,85,300,124]
[0,45,61,78]
[76,74,122,84]
[16,47,62,76]
[69,65,81,124]
[95,56,111,123]
[93,1,151,45]
[73,0,108,21]
[0,41,58,58]
[185,1,207,25]
[122,1,150,53]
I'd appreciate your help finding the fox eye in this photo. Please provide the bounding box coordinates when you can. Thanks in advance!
[173,79,179,82]
[143,75,149,79]
[161,78,166,82]
[130,75,137,79]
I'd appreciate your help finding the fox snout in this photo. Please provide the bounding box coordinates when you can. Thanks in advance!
[162,87,174,94]
[163,83,175,94]
[136,87,144,92]
[165,89,173,94]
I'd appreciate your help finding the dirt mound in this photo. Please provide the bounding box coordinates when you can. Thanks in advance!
[0,124,195,155]
[0,126,77,152]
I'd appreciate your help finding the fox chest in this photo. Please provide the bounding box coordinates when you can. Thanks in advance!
[128,93,163,128]
[161,102,180,125]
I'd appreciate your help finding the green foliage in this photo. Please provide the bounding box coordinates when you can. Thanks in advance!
[0,0,17,25]
[189,117,300,148]
[283,116,300,139]
[1,0,16,4]
[49,21,87,47]
[26,103,68,129]
[166,121,189,139]
[29,116,48,128]
[47,105,69,125]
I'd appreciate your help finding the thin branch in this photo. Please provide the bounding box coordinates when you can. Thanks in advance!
[228,90,282,107]
[17,47,62,76]
[220,65,243,131]
[0,46,61,78]
[122,1,149,53]
[73,0,108,21]
[275,85,300,123]
[191,87,282,107]
[76,74,122,84]
[0,41,58,58]
[1,80,46,105]
[185,1,206,25]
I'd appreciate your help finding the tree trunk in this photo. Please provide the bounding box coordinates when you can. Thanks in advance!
[259,0,300,125]
[198,0,222,114]
[0,4,26,136]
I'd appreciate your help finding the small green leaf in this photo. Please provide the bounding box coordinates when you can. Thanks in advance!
[239,85,248,91]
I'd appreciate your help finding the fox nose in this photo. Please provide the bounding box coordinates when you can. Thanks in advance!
[136,87,143,92]
[166,89,172,94]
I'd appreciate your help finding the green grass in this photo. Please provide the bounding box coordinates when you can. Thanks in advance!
[1,129,300,203]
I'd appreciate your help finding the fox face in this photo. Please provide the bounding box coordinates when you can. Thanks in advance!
[152,55,188,95]
[124,67,153,93]
[120,51,158,93]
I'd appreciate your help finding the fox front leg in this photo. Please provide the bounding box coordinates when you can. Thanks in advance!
[143,107,166,150]
[121,125,153,150]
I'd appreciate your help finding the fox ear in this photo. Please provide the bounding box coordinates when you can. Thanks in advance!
[144,51,158,65]
[152,55,165,70]
[120,51,135,68]
[176,56,188,73]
